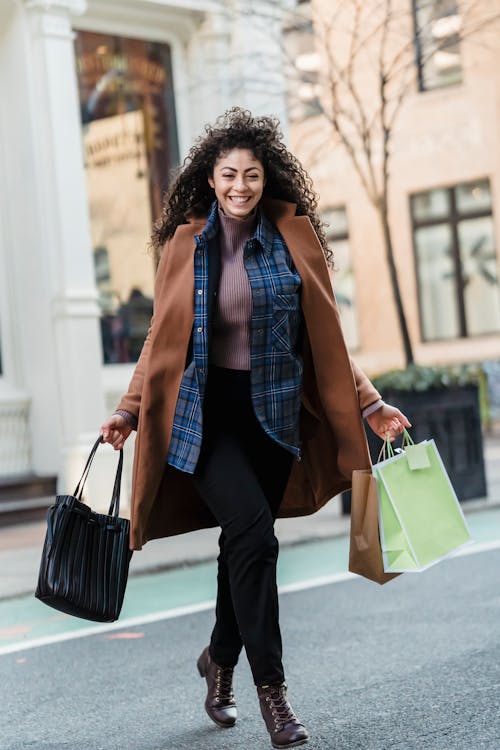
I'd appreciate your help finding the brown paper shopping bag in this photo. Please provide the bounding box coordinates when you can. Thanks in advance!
[348,469,400,585]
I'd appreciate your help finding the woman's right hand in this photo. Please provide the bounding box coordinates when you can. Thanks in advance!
[100,414,133,450]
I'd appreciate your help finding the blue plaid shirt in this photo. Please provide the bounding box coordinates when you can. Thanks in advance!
[167,201,303,474]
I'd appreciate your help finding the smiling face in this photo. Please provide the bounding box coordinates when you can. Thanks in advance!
[208,148,265,220]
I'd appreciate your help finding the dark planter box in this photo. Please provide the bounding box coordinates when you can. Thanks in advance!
[342,384,487,513]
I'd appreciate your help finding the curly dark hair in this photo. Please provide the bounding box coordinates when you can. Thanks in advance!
[151,108,332,265]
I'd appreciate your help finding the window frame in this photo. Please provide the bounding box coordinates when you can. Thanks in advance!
[410,178,498,342]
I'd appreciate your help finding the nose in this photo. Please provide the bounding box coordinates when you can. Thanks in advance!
[233,175,246,192]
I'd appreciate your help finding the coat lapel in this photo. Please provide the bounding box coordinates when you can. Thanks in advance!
[274,212,371,478]
[130,222,201,544]
[147,223,199,387]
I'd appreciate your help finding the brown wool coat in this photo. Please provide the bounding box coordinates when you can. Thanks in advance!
[117,198,381,550]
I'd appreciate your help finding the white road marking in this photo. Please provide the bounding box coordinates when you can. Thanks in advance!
[449,539,500,556]
[0,600,216,656]
[279,571,355,593]
[1,540,499,657]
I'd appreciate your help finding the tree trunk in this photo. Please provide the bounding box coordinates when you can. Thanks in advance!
[377,201,414,366]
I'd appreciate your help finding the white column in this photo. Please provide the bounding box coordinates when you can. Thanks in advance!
[0,4,31,476]
[229,0,289,128]
[187,8,232,137]
[187,0,289,137]
[16,0,117,507]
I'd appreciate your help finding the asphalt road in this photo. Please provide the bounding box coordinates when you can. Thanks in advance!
[1,541,499,750]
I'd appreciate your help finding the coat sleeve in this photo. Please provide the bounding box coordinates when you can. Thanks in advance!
[115,241,170,419]
[115,319,154,419]
[349,357,382,412]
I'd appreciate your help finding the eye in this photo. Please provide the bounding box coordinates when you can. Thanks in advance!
[221,173,234,179]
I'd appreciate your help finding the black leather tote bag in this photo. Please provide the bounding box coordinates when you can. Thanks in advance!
[35,436,133,623]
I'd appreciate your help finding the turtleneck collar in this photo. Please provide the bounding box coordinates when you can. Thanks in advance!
[218,204,258,239]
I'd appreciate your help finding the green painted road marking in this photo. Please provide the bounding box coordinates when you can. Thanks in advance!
[0,507,499,653]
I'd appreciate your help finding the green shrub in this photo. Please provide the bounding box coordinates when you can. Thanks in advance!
[371,363,483,392]
[371,363,489,426]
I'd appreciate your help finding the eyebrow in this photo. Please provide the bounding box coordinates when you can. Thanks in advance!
[218,166,262,173]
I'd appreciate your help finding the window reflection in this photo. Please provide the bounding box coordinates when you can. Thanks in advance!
[455,180,492,214]
[284,3,322,122]
[414,223,459,339]
[411,187,449,222]
[75,32,179,363]
[322,206,360,350]
[458,218,500,336]
[414,0,463,91]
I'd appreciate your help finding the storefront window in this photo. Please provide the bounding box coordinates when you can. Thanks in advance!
[74,32,179,363]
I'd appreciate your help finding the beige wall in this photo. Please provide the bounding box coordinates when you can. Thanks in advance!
[290,0,500,376]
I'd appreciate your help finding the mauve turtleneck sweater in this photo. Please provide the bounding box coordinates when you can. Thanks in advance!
[209,207,258,371]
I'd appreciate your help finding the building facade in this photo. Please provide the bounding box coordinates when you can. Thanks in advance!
[288,0,500,381]
[0,0,290,504]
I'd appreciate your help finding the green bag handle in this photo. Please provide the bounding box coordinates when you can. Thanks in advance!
[401,427,415,447]
[376,427,414,463]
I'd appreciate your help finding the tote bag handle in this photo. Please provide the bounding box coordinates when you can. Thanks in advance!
[73,435,124,518]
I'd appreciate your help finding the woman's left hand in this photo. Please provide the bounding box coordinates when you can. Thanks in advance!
[366,403,411,441]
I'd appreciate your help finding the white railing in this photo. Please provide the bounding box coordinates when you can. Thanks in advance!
[0,396,31,476]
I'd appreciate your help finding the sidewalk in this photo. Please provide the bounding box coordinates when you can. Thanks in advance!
[1,429,499,601]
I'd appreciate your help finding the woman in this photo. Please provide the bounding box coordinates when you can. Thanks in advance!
[101,108,410,749]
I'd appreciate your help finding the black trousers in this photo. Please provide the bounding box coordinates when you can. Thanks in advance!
[192,366,294,686]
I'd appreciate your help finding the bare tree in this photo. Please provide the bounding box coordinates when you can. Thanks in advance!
[285,0,500,366]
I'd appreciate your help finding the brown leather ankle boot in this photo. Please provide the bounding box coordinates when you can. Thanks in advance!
[257,682,308,748]
[197,646,237,728]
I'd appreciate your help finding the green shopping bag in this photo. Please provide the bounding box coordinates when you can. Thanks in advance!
[373,430,472,573]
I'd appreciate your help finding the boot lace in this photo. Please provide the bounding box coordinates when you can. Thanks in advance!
[214,665,235,705]
[263,683,298,732]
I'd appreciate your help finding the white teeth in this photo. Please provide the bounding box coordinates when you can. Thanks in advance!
[229,197,249,203]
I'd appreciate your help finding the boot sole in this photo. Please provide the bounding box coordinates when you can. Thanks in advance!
[271,738,308,749]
